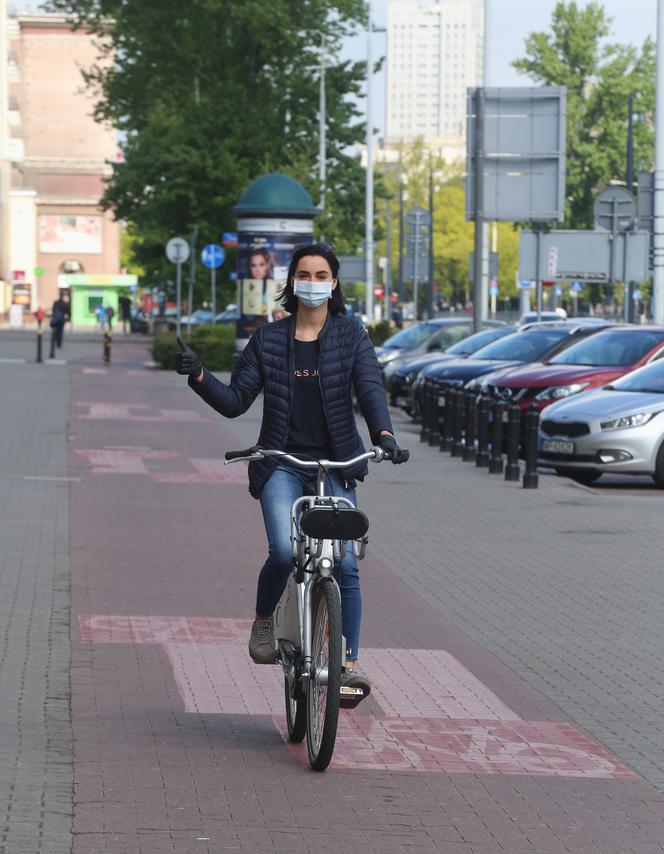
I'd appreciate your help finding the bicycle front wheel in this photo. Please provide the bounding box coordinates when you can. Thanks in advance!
[285,674,306,743]
[306,578,342,771]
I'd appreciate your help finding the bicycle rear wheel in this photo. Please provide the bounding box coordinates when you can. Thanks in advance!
[306,578,342,771]
[285,674,306,742]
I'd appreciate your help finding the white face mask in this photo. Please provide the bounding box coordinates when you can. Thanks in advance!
[293,281,334,308]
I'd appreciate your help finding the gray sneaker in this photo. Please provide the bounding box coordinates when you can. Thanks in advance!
[248,619,277,664]
[340,665,371,705]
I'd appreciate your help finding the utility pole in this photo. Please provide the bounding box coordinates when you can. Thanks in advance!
[365,0,374,323]
[385,199,392,318]
[472,88,485,334]
[187,227,198,341]
[319,34,327,210]
[398,168,405,301]
[626,93,634,193]
[428,155,435,318]
[480,0,490,322]
[655,0,664,323]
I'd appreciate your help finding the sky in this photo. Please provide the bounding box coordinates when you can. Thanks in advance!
[344,0,657,134]
[16,0,658,136]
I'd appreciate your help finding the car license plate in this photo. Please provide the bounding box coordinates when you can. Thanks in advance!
[542,439,575,455]
[438,395,446,406]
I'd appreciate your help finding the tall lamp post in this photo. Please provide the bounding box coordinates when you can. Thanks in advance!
[364,2,387,323]
[655,0,664,323]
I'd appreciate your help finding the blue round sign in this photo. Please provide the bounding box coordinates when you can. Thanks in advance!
[201,244,225,269]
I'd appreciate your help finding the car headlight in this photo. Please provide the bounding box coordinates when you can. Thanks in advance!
[377,351,399,366]
[465,377,488,392]
[600,412,656,432]
[534,382,590,402]
[405,371,418,384]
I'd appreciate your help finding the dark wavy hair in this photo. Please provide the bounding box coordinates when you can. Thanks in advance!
[279,243,346,315]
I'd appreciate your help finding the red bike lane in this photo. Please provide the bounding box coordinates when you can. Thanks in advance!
[67,353,664,853]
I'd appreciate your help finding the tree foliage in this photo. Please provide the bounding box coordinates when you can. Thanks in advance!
[513,1,655,228]
[46,0,369,298]
[375,141,519,306]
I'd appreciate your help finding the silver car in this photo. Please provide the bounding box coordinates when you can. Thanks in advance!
[538,358,664,486]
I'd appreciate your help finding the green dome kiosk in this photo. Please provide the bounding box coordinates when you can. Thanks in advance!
[233,173,320,348]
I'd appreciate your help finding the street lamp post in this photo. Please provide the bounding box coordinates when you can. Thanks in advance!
[654,0,664,323]
[365,0,374,323]
[319,34,326,210]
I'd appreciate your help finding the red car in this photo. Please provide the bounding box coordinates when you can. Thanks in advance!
[481,326,664,413]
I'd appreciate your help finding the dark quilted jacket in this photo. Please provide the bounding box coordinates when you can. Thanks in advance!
[188,313,393,498]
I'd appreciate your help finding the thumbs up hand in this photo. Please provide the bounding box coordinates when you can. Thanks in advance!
[174,336,203,379]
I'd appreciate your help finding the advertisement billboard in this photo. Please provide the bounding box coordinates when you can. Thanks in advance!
[39,215,103,254]
[236,232,309,337]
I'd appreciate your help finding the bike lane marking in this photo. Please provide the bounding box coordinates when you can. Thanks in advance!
[79,614,638,779]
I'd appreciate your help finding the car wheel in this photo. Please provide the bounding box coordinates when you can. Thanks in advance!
[652,443,664,488]
[555,468,601,486]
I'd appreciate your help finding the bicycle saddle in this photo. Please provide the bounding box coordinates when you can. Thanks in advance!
[300,506,369,541]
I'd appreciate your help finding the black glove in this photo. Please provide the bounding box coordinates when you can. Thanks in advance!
[379,434,409,464]
[174,336,203,377]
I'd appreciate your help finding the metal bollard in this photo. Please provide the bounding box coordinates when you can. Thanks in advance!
[522,404,540,489]
[504,403,521,482]
[451,387,465,457]
[36,326,43,363]
[428,381,442,446]
[489,399,504,474]
[439,387,455,452]
[419,380,431,442]
[49,329,56,359]
[475,394,490,467]
[462,390,477,462]
[103,330,112,364]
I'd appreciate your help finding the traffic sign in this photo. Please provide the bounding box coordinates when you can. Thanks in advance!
[594,187,636,234]
[222,232,238,247]
[166,237,190,264]
[201,244,225,269]
[547,246,558,276]
[570,281,583,294]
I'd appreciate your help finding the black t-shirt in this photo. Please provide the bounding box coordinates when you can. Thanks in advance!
[285,339,331,460]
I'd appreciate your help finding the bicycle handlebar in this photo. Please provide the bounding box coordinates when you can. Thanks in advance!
[224,446,384,467]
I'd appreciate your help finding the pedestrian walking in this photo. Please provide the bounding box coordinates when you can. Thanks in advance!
[105,304,115,331]
[175,242,409,701]
[119,293,132,334]
[95,304,106,332]
[50,294,69,349]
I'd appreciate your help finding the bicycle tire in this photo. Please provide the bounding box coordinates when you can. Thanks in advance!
[306,577,342,771]
[284,675,306,743]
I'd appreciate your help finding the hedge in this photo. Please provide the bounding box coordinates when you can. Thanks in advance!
[152,325,235,371]
[365,320,394,347]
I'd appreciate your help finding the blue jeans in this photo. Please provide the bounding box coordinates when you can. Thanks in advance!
[257,464,362,661]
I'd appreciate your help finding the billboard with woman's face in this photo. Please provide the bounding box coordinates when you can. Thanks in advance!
[236,231,311,337]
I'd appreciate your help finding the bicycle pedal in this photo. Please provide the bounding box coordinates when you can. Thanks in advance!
[339,686,365,709]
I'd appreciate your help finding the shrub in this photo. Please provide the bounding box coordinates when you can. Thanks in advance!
[152,325,236,372]
[365,320,394,347]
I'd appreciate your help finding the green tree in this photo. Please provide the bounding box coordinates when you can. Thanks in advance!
[46,0,369,301]
[375,142,519,308]
[513,1,655,228]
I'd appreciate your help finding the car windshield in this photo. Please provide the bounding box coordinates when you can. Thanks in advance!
[446,327,513,356]
[609,359,664,393]
[382,322,441,349]
[550,330,664,367]
[471,328,570,362]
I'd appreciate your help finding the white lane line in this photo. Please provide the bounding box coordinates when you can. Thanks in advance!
[0,357,26,363]
[103,445,153,451]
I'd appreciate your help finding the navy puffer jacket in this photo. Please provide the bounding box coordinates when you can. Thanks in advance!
[188,313,393,498]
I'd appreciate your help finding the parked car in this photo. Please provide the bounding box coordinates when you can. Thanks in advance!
[388,326,517,415]
[181,309,214,327]
[214,308,240,324]
[519,310,566,325]
[480,326,664,415]
[415,322,603,415]
[538,357,664,486]
[375,318,504,374]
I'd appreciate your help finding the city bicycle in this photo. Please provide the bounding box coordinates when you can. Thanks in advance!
[224,446,384,771]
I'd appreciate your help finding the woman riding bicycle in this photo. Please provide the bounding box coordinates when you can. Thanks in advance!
[175,242,409,698]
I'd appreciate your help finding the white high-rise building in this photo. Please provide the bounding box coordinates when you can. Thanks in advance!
[386,0,483,149]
